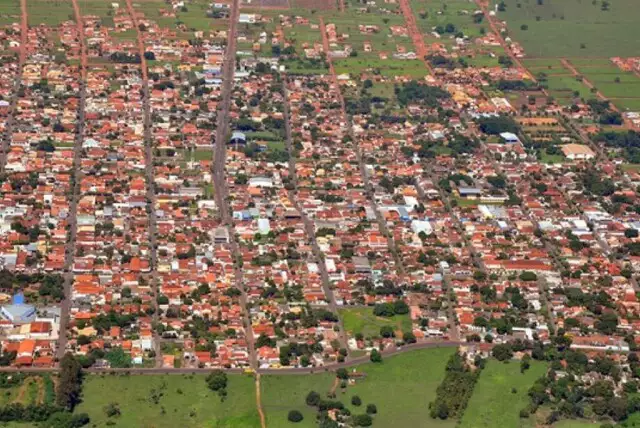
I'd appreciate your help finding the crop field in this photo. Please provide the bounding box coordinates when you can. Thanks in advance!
[494,0,640,57]
[0,0,19,26]
[27,0,73,26]
[339,307,412,339]
[570,61,640,111]
[261,347,456,428]
[75,374,261,428]
[460,360,547,428]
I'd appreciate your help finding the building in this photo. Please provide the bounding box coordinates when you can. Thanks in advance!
[500,132,520,144]
[561,144,596,160]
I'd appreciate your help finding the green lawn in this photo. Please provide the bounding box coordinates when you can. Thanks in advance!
[339,307,411,339]
[461,359,547,428]
[540,148,565,164]
[75,374,260,428]
[261,347,457,428]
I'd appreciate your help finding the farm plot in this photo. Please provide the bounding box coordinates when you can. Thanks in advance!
[493,0,640,57]
[572,61,640,111]
[27,0,74,26]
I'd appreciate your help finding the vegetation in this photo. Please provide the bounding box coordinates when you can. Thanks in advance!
[429,352,483,420]
[460,359,547,428]
[57,353,82,411]
[75,374,260,427]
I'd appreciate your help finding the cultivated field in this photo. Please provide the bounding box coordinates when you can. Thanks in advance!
[495,0,640,57]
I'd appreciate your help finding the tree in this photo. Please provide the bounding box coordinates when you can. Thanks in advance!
[370,349,382,363]
[380,325,395,338]
[288,410,304,423]
[306,391,321,406]
[519,271,538,282]
[521,354,531,373]
[403,331,417,344]
[103,402,121,418]
[352,395,362,406]
[352,414,373,426]
[393,300,409,314]
[366,403,377,414]
[492,344,514,361]
[57,353,83,411]
[336,368,349,379]
[206,370,228,392]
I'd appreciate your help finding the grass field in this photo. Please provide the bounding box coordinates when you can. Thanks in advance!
[460,359,547,428]
[75,374,260,428]
[495,0,640,57]
[339,307,412,339]
[261,347,456,428]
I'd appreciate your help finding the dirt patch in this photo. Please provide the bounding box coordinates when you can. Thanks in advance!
[291,0,335,10]
[13,378,31,405]
[241,0,290,9]
[34,377,44,404]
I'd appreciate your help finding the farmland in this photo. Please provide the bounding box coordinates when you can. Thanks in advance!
[495,0,640,57]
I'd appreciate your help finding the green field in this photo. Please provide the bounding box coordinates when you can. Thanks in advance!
[495,0,640,57]
[460,360,547,428]
[75,374,260,428]
[262,347,457,428]
[339,307,412,339]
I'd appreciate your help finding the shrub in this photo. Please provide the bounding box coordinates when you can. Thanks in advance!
[288,410,304,423]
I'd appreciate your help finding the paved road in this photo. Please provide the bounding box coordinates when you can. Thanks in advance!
[281,78,350,354]
[125,0,162,368]
[2,340,462,374]
[319,17,407,282]
[57,0,88,361]
[210,0,258,370]
[0,0,28,173]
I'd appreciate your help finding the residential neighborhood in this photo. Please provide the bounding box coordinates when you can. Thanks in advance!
[0,0,637,391]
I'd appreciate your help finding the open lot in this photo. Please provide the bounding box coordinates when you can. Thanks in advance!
[460,360,547,428]
[75,374,260,428]
[339,307,412,339]
[495,0,640,57]
[262,347,456,428]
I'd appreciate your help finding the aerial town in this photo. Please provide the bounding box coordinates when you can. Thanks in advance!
[0,0,637,426]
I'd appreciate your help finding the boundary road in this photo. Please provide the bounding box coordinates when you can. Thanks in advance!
[3,340,462,374]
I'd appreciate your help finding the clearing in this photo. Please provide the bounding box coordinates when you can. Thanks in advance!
[75,373,260,428]
[261,346,456,428]
[339,307,412,339]
[460,359,547,428]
